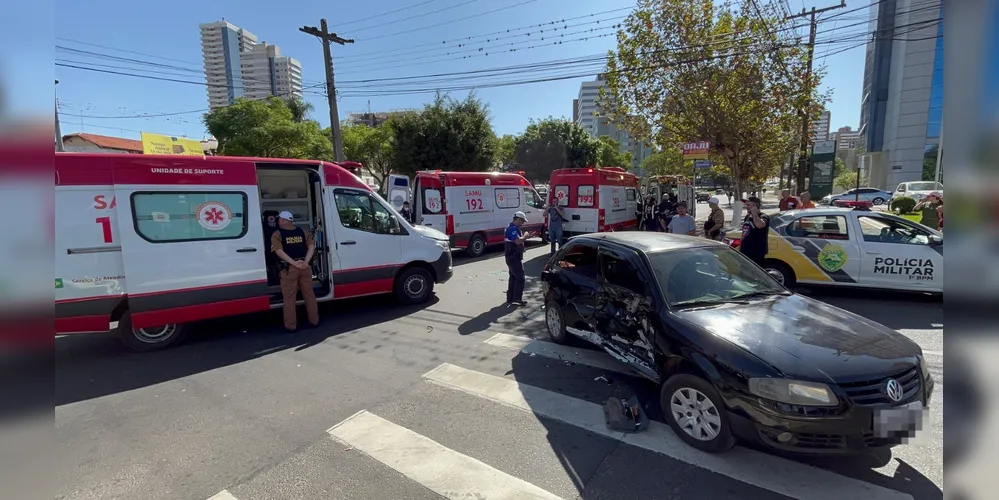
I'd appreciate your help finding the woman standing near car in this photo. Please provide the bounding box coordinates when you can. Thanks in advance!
[913,192,943,229]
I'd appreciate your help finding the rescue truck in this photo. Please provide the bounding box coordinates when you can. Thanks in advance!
[644,174,697,217]
[55,153,453,352]
[545,166,640,238]
[391,170,546,257]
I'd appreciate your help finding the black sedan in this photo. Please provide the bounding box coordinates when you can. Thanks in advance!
[540,232,934,455]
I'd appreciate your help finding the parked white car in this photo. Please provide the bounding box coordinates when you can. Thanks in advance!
[821,187,894,206]
[891,181,943,204]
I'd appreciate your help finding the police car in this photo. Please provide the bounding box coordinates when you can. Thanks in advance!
[725,207,942,293]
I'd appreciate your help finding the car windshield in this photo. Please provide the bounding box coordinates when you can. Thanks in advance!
[647,246,788,307]
[908,182,942,191]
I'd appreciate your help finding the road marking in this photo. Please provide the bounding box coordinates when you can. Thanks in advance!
[484,333,637,376]
[207,490,239,500]
[923,350,942,357]
[327,410,563,500]
[423,363,912,500]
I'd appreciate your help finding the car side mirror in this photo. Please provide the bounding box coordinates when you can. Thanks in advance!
[928,234,942,246]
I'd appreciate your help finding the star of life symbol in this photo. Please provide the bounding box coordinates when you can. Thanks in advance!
[196,201,233,231]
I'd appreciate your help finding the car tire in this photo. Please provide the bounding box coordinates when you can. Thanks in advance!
[661,374,736,453]
[466,233,487,258]
[545,300,569,344]
[395,266,435,304]
[872,197,886,206]
[762,259,796,288]
[116,311,187,352]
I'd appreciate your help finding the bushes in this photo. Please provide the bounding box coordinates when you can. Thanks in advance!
[889,196,917,214]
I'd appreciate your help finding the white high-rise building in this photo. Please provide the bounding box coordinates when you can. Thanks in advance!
[199,20,303,110]
[811,110,831,141]
[574,76,606,135]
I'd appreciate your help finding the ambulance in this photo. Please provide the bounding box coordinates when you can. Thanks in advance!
[391,170,546,257]
[55,153,454,352]
[645,174,697,217]
[545,166,640,238]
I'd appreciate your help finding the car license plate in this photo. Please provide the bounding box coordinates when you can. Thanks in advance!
[873,401,924,438]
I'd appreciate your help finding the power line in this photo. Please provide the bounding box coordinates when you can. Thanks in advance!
[342,0,484,35]
[357,0,541,41]
[330,0,441,30]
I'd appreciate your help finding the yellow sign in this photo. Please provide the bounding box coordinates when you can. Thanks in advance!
[141,132,204,156]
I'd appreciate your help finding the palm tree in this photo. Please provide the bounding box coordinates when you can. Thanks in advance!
[285,97,314,123]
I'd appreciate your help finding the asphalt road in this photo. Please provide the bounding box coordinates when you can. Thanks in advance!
[55,243,943,500]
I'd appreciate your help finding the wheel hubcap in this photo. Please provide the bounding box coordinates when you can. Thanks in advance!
[546,307,562,338]
[670,387,722,441]
[766,268,785,285]
[134,324,176,344]
[472,239,483,254]
[405,275,426,297]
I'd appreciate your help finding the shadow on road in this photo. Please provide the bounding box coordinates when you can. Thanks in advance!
[451,239,546,267]
[55,294,439,406]
[454,252,552,337]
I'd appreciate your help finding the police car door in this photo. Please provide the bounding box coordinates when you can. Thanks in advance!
[111,158,270,330]
[854,214,943,292]
[386,174,410,211]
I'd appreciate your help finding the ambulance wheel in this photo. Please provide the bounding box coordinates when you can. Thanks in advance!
[115,312,187,352]
[395,266,434,304]
[466,234,487,258]
[762,260,796,288]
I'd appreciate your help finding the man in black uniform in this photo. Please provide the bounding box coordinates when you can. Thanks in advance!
[270,211,320,332]
[739,196,771,267]
[504,211,533,305]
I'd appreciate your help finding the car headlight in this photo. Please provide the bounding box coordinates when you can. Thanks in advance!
[748,378,839,406]
[435,239,450,250]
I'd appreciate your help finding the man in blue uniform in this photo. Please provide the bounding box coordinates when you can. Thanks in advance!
[505,211,532,305]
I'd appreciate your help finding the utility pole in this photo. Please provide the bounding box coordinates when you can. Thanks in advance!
[55,80,65,152]
[300,19,354,162]
[786,1,845,193]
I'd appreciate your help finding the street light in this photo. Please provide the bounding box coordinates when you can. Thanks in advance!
[201,136,219,155]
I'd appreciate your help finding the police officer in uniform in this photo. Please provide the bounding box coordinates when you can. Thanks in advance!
[270,211,320,332]
[504,211,533,305]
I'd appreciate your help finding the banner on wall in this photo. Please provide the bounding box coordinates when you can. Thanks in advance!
[140,132,204,156]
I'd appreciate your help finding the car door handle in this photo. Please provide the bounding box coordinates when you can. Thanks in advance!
[866,251,881,255]
[236,247,257,253]
[342,241,357,245]
[791,245,806,253]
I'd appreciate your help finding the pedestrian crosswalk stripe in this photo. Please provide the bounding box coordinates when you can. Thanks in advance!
[206,490,239,500]
[327,410,564,500]
[484,333,637,376]
[423,363,913,500]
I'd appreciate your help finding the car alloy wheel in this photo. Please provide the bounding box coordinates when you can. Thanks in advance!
[661,374,735,453]
[545,300,568,344]
[669,387,722,441]
[873,197,886,205]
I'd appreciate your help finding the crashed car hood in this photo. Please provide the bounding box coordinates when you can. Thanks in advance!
[672,294,920,382]
[409,224,448,241]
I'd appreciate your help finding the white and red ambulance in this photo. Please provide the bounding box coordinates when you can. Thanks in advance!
[545,167,640,237]
[396,170,546,257]
[55,153,453,352]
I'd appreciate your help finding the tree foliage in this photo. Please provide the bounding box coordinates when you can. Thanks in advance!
[495,134,518,168]
[513,117,600,182]
[640,145,688,176]
[341,123,395,187]
[389,93,497,176]
[203,97,333,160]
[596,136,633,169]
[600,0,828,198]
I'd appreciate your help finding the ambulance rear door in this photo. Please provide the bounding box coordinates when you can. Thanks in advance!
[111,157,271,330]
[414,173,446,230]
[386,174,410,211]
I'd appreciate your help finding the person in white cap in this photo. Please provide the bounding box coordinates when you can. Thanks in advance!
[703,196,725,240]
[270,211,320,332]
[504,211,534,305]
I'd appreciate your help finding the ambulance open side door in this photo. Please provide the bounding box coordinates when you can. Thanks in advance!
[386,174,411,212]
[111,158,272,330]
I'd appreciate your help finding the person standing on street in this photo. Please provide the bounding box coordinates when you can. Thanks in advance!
[778,190,799,211]
[643,196,659,231]
[703,196,725,240]
[271,211,319,332]
[798,191,816,209]
[913,192,943,229]
[546,202,566,254]
[667,203,697,236]
[504,211,532,305]
[739,197,771,267]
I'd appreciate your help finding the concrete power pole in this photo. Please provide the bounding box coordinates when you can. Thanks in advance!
[786,2,844,192]
[300,19,354,162]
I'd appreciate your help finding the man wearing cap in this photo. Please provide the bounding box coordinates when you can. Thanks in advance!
[739,196,771,266]
[504,211,533,305]
[703,196,725,240]
[270,211,320,332]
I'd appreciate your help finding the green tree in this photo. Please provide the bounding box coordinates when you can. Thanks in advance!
[341,123,395,188]
[834,170,858,190]
[640,147,689,176]
[596,136,633,169]
[285,97,315,123]
[203,97,333,160]
[599,0,827,199]
[834,157,847,177]
[495,134,518,168]
[390,93,497,176]
[513,117,600,182]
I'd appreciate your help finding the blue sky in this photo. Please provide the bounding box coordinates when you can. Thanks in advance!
[45,0,872,141]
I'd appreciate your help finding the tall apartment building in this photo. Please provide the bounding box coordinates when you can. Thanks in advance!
[200,20,303,110]
[858,0,943,189]
[833,126,861,150]
[575,75,605,135]
[811,110,831,141]
[574,75,652,172]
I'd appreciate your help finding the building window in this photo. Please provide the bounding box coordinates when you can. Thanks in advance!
[131,192,248,243]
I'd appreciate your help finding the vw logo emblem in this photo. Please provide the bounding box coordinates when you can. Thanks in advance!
[885,379,904,402]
